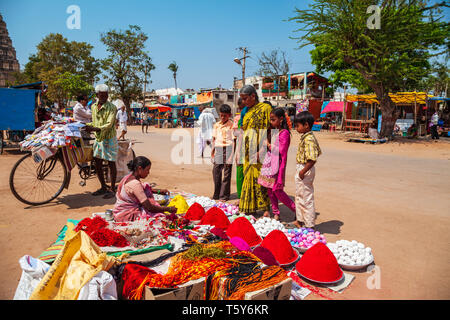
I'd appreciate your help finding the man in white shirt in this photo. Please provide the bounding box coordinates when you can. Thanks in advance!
[73,94,92,124]
[196,107,216,158]
[116,102,128,141]
[73,94,92,139]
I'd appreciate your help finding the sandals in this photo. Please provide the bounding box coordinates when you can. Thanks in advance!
[103,191,116,199]
[92,187,108,196]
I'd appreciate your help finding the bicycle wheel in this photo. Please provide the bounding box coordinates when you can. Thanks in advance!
[9,153,68,205]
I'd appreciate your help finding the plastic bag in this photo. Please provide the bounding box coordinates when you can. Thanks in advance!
[30,231,118,300]
[13,255,51,300]
[78,271,117,300]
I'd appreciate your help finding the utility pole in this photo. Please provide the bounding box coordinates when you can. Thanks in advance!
[242,47,247,86]
[142,64,148,121]
[342,85,347,130]
[234,47,250,87]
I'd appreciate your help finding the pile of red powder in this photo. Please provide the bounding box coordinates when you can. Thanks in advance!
[74,216,129,248]
[260,230,298,265]
[296,242,343,283]
[226,217,262,247]
[184,202,205,221]
[199,207,230,230]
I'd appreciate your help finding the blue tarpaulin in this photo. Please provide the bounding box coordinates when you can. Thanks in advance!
[0,88,37,130]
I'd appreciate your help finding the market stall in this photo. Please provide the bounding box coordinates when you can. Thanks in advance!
[13,189,377,301]
[346,91,435,137]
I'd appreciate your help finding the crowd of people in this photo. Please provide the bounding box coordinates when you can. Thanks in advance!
[99,84,323,231]
[69,83,450,233]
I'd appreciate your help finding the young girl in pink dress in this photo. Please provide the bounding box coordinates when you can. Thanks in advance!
[258,108,296,220]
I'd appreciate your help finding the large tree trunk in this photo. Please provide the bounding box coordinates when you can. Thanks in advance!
[374,87,399,139]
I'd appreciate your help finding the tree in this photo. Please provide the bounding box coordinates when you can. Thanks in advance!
[257,50,291,102]
[168,61,179,90]
[100,25,155,112]
[290,0,449,138]
[14,33,100,107]
[54,72,93,101]
[418,58,449,96]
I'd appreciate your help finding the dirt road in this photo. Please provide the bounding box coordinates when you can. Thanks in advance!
[1,126,449,299]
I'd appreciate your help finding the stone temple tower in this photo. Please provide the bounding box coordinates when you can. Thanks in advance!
[0,14,20,87]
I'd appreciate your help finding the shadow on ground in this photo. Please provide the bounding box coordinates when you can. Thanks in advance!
[23,191,115,210]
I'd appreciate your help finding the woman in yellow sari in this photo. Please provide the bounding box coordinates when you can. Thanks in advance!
[238,85,272,215]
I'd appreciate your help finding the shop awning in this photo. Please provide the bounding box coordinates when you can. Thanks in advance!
[320,101,352,113]
[145,104,171,112]
[346,92,434,105]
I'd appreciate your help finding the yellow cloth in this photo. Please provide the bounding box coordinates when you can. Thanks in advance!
[30,231,117,300]
[239,102,272,214]
[296,131,322,164]
[167,194,189,214]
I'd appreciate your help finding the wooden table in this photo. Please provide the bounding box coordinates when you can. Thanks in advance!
[344,119,371,133]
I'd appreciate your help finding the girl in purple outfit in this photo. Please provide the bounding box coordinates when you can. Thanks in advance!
[258,108,296,220]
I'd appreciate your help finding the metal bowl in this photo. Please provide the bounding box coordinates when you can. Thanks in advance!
[339,257,374,271]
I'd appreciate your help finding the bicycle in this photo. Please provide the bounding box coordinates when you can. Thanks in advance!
[9,135,135,206]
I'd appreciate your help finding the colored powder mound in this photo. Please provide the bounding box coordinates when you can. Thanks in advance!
[261,230,298,265]
[296,242,343,283]
[210,227,229,240]
[226,217,262,247]
[184,202,205,221]
[167,195,189,214]
[230,236,251,252]
[199,207,230,230]
[252,246,279,266]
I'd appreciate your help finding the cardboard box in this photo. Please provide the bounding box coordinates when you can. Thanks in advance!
[144,277,206,300]
[123,249,172,263]
[213,265,293,300]
[244,278,292,300]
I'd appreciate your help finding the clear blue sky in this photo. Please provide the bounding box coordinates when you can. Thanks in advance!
[1,0,317,91]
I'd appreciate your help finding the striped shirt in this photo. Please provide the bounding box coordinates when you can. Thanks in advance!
[88,101,117,142]
[296,131,322,164]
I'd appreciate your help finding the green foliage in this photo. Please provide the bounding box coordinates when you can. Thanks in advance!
[18,33,100,105]
[100,25,155,108]
[289,0,449,137]
[54,72,93,101]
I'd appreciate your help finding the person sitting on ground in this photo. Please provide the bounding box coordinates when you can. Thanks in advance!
[407,123,417,139]
[113,156,177,222]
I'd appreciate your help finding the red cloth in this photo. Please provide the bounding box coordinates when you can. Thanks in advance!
[122,264,157,299]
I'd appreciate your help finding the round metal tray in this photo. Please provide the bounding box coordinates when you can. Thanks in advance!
[338,256,374,271]
[296,270,344,285]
